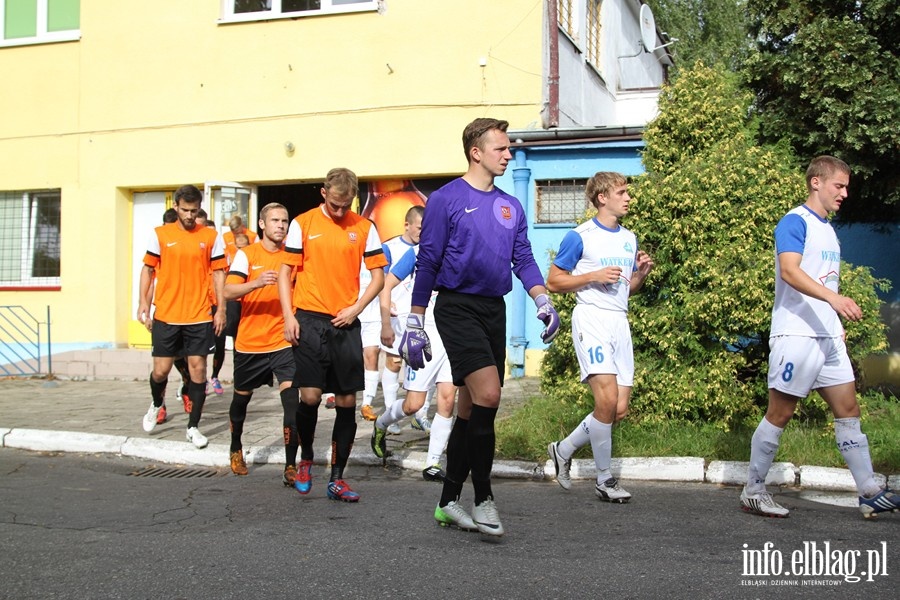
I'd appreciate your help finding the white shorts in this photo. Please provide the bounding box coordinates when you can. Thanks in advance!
[767,335,854,397]
[360,319,380,348]
[404,327,452,392]
[572,304,634,386]
[380,314,405,355]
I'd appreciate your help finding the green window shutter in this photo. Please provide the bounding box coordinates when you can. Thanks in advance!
[48,0,79,32]
[5,0,38,39]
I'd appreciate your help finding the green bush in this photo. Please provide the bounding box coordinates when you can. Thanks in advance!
[538,62,890,433]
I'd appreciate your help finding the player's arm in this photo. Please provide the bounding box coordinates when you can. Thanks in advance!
[224,250,275,300]
[137,264,154,328]
[779,252,862,321]
[212,269,227,335]
[224,272,277,300]
[380,272,401,347]
[278,262,299,344]
[333,267,384,328]
[629,250,654,295]
[546,230,620,293]
[546,263,624,293]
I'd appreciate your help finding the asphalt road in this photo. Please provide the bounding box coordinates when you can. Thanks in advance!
[1,449,896,599]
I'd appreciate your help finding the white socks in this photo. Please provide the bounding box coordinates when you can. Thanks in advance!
[835,417,881,497]
[381,367,400,410]
[376,397,407,430]
[427,414,453,466]
[362,369,379,406]
[589,416,613,482]
[558,413,593,460]
[746,417,784,493]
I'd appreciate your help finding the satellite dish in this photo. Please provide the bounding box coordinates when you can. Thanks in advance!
[639,4,657,53]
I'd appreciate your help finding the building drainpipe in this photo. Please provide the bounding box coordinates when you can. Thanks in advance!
[546,0,560,128]
[509,148,532,378]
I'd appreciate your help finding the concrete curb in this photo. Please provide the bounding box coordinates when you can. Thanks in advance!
[4,429,129,455]
[2,426,898,492]
[706,460,797,486]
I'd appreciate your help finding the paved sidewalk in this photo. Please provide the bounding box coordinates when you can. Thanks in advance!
[0,376,540,476]
[0,376,895,494]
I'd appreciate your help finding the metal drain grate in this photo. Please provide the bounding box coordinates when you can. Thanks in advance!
[129,466,224,479]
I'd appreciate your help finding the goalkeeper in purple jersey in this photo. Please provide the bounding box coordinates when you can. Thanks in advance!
[400,118,560,537]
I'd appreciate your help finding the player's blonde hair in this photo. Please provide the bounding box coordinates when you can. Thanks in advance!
[228,215,244,232]
[323,168,359,199]
[585,172,627,209]
[259,202,287,222]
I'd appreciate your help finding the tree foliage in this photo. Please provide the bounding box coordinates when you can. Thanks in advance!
[744,0,900,220]
[539,63,889,429]
[648,0,752,70]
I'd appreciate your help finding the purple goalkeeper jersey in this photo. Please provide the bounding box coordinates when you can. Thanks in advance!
[411,177,544,307]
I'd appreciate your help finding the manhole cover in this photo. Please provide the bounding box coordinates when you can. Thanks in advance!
[128,466,225,479]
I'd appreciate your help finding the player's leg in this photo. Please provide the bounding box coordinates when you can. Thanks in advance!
[412,386,434,433]
[267,348,302,488]
[434,385,476,531]
[143,356,174,432]
[360,324,381,421]
[591,317,635,503]
[381,353,403,432]
[228,390,252,474]
[184,352,210,448]
[423,381,456,481]
[820,381,881,494]
[548,305,608,490]
[587,373,630,503]
[742,336,819,517]
[740,388,796,517]
[291,310,328,474]
[228,350,264,475]
[817,348,897,517]
[210,304,226,395]
[173,354,190,413]
[325,323,364,503]
[143,321,179,433]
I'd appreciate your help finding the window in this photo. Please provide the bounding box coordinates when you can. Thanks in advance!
[0,0,80,48]
[557,0,575,39]
[0,190,61,288]
[535,179,590,224]
[585,0,602,69]
[222,0,378,23]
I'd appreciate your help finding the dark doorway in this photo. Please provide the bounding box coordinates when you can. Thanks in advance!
[257,183,322,223]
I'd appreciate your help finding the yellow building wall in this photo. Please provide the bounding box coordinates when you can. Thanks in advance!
[0,1,544,347]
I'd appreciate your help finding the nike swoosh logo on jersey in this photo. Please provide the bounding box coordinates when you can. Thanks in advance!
[309,234,323,239]
[167,242,177,247]
[251,265,263,270]
[464,207,479,213]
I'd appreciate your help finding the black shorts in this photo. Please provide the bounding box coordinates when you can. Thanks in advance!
[151,320,215,358]
[233,347,295,392]
[224,300,242,338]
[434,291,506,387]
[291,309,364,395]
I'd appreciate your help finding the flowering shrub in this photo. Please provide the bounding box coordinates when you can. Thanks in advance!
[540,63,889,429]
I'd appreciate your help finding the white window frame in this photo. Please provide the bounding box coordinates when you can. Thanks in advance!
[219,0,379,24]
[0,0,80,48]
[0,190,61,288]
[203,181,257,235]
[585,0,602,70]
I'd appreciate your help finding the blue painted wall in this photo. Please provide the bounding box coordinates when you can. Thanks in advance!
[495,140,646,367]
[834,222,899,303]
